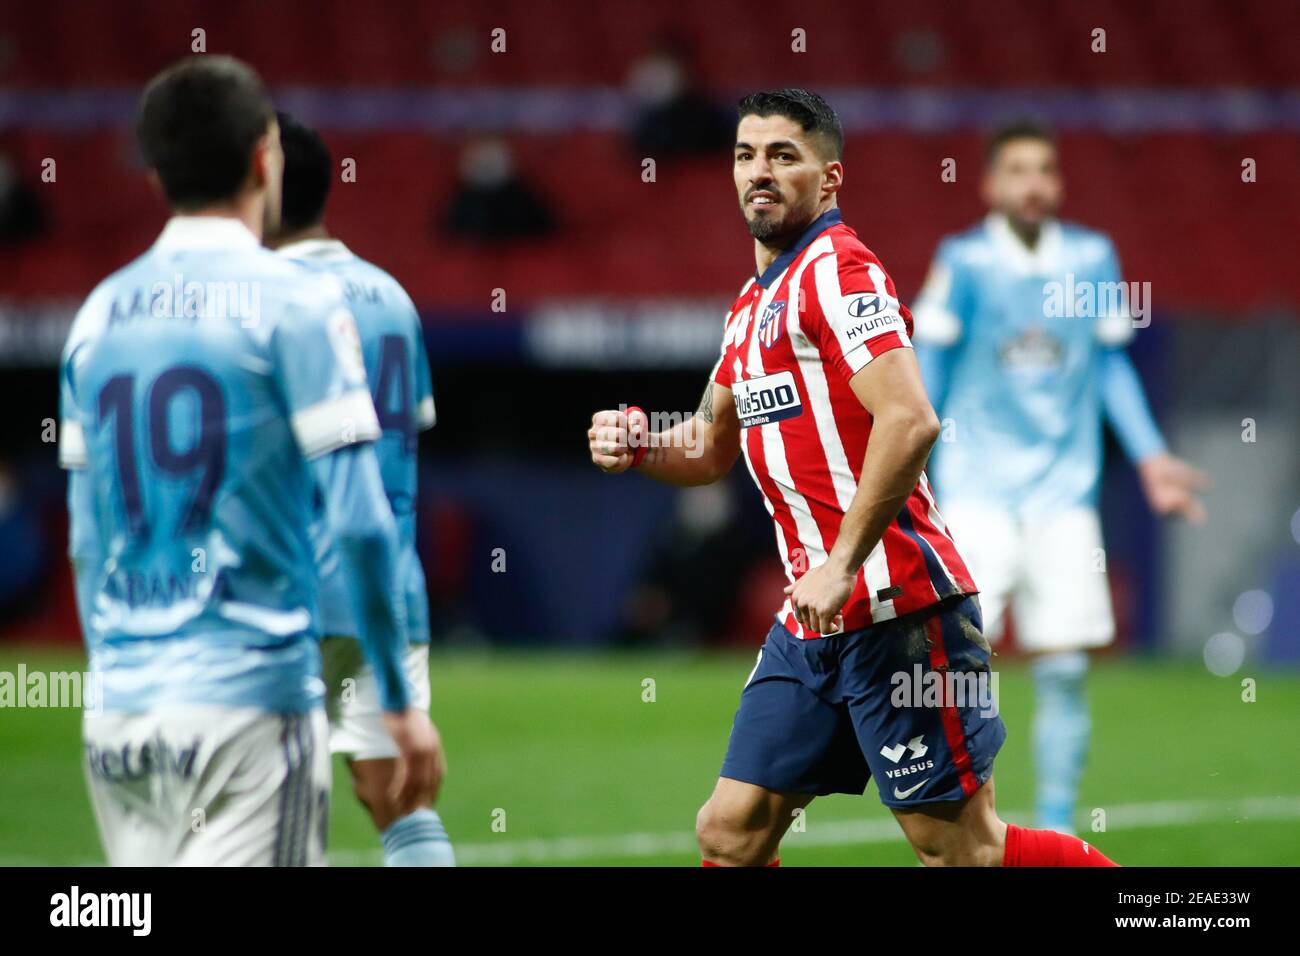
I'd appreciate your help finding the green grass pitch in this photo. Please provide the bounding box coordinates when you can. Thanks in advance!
[1,645,1297,866]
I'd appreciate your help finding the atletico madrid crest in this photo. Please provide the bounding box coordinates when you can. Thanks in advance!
[758,299,787,348]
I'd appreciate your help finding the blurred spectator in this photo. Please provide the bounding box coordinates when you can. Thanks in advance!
[441,137,555,242]
[626,38,732,159]
[621,478,771,645]
[0,151,46,245]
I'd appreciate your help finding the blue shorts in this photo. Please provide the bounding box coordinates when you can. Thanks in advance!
[720,595,1006,808]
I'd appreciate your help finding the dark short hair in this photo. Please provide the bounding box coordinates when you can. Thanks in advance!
[736,88,843,161]
[985,119,1056,166]
[277,111,332,231]
[137,55,274,209]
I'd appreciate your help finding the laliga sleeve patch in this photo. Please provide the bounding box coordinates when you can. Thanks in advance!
[326,308,368,386]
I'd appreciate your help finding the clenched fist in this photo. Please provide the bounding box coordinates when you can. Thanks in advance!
[588,408,648,473]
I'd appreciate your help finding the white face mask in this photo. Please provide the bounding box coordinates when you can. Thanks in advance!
[461,140,514,188]
[627,55,684,106]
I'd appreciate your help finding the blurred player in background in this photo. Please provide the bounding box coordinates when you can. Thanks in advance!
[58,57,437,865]
[589,90,1116,866]
[268,112,453,866]
[912,120,1208,834]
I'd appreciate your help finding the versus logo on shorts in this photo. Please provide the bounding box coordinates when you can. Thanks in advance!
[733,370,803,428]
[757,299,787,348]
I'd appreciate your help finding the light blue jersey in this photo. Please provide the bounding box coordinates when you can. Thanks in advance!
[277,239,435,645]
[913,214,1165,514]
[59,217,409,714]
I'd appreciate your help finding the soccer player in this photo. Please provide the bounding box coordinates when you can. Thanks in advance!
[58,56,438,866]
[588,89,1116,866]
[267,112,453,866]
[911,121,1208,834]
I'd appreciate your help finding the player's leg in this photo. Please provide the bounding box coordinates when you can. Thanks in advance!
[892,775,1006,866]
[848,593,1007,863]
[174,707,332,866]
[1020,507,1115,833]
[85,706,332,867]
[1028,650,1090,834]
[852,595,1116,865]
[696,777,813,866]
[891,775,1116,866]
[348,758,453,866]
[324,639,455,866]
[699,624,869,866]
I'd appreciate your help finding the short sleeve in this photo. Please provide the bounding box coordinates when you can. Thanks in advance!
[271,281,381,460]
[911,239,966,348]
[805,251,911,383]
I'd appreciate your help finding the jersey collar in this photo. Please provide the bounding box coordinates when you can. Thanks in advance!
[275,237,353,261]
[754,207,842,289]
[985,213,1063,276]
[154,215,261,251]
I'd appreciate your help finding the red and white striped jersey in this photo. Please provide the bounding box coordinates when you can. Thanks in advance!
[712,208,975,639]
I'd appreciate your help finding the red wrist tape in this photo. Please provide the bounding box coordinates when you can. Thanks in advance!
[625,405,649,468]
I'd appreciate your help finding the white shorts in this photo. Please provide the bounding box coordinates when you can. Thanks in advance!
[941,503,1115,653]
[84,706,330,866]
[321,640,431,761]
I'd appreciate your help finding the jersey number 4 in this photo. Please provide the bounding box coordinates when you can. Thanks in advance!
[374,334,416,455]
[98,366,226,536]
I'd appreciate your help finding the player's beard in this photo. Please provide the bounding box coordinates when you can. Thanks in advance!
[745,208,789,243]
[1003,205,1054,249]
[1005,193,1057,235]
[745,204,813,247]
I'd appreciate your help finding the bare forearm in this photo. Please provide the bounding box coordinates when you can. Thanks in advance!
[633,382,737,487]
[635,416,722,486]
[826,412,938,574]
